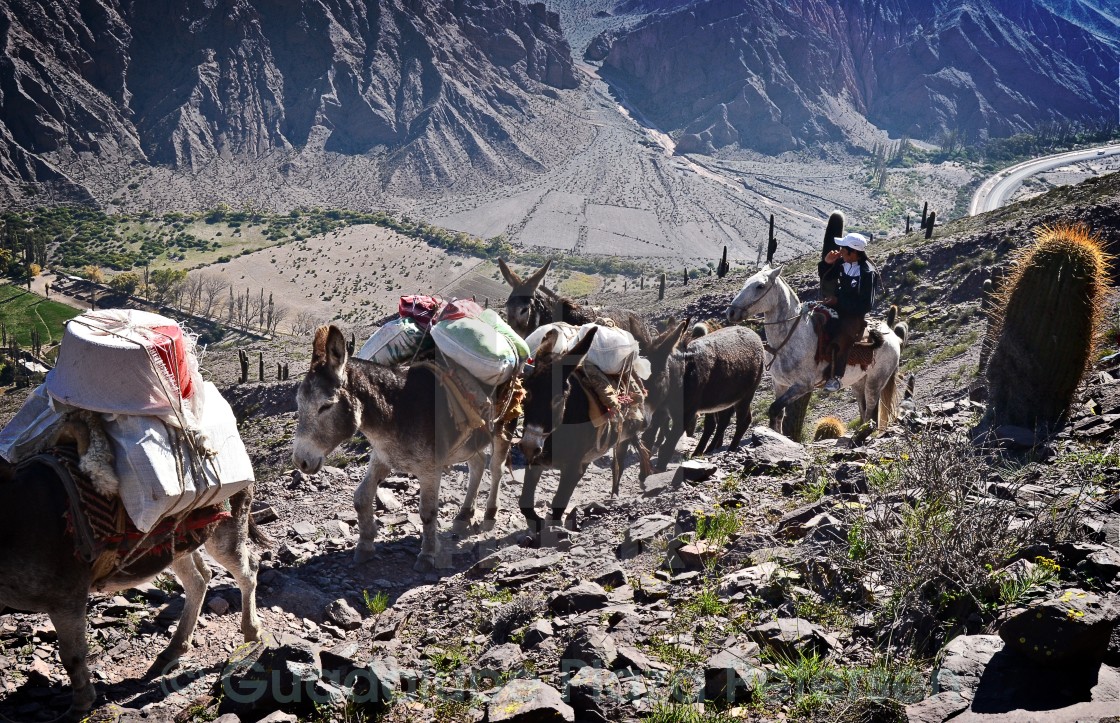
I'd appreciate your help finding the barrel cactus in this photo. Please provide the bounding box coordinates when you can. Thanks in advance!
[985,224,1112,432]
[812,416,847,441]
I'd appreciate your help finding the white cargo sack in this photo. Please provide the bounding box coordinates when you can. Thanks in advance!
[108,381,254,532]
[0,384,65,463]
[46,309,203,423]
[525,322,650,378]
[356,317,427,365]
[430,309,528,386]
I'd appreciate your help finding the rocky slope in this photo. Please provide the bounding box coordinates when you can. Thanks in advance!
[592,0,1120,154]
[1,171,1119,723]
[0,0,578,205]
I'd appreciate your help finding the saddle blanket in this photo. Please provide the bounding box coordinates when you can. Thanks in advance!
[810,305,876,370]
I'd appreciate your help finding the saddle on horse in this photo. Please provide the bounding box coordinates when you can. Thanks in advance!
[810,304,883,371]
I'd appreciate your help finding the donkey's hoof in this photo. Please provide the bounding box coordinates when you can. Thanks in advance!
[354,543,377,564]
[480,517,497,533]
[413,555,436,573]
[451,518,472,538]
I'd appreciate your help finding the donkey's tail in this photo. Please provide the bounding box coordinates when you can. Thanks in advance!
[249,516,273,548]
[878,369,901,430]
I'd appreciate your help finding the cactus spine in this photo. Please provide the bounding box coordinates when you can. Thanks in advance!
[985,224,1111,432]
[812,416,847,441]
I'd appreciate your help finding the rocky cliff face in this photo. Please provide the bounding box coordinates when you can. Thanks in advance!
[0,0,578,204]
[596,0,1119,154]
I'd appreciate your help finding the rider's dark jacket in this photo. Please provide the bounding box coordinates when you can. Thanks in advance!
[818,258,876,316]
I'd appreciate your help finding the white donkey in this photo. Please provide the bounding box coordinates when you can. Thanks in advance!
[727,265,904,431]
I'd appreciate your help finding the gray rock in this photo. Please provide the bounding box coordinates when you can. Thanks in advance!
[217,634,322,715]
[291,520,318,541]
[774,500,831,539]
[549,581,609,615]
[255,713,298,723]
[641,471,678,498]
[561,627,618,671]
[477,643,525,672]
[741,426,808,473]
[500,552,566,579]
[747,618,838,659]
[522,619,554,650]
[212,715,241,723]
[618,514,676,559]
[260,577,333,624]
[207,595,231,616]
[931,634,1003,700]
[487,679,575,722]
[704,647,766,703]
[565,667,621,722]
[591,563,627,590]
[325,599,362,631]
[678,459,717,482]
[999,589,1120,666]
[375,487,401,511]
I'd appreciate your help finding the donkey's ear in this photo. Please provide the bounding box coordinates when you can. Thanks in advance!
[521,260,552,296]
[534,328,560,359]
[312,324,348,377]
[498,258,522,288]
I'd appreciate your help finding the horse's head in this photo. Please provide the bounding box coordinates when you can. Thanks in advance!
[642,318,690,411]
[499,258,552,337]
[518,325,597,463]
[727,265,784,323]
[293,325,360,475]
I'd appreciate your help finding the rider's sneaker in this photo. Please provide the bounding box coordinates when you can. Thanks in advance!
[824,377,841,392]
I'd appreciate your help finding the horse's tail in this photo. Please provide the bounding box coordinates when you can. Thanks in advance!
[878,368,901,429]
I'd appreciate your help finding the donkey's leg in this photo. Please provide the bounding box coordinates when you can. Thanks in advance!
[655,414,686,471]
[704,409,734,454]
[519,465,545,531]
[205,515,262,643]
[50,602,96,714]
[160,551,212,665]
[728,398,753,450]
[354,458,391,564]
[414,469,443,573]
[552,463,589,531]
[480,433,511,532]
[453,452,487,537]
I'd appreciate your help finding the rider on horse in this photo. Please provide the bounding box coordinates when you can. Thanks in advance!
[818,232,876,392]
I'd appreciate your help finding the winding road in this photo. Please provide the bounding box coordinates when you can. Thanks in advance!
[969,143,1120,215]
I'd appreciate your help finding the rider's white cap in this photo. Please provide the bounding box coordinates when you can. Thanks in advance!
[835,232,868,251]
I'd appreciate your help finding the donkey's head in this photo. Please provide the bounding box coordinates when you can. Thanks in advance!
[727,265,784,323]
[499,258,552,338]
[518,325,598,464]
[642,318,691,411]
[293,325,360,475]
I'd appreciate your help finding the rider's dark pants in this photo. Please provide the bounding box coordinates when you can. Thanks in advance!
[826,314,867,380]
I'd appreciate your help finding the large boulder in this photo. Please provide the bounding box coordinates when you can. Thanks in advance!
[741,427,808,473]
[999,589,1120,666]
[487,679,574,722]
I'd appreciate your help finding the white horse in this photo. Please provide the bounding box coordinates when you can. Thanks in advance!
[726,265,904,431]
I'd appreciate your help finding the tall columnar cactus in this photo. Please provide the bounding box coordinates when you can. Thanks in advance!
[985,224,1112,432]
[924,211,936,239]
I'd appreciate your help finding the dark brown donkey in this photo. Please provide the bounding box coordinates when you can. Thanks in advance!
[517,328,651,530]
[0,446,261,716]
[643,321,765,470]
[498,259,651,345]
[292,326,509,571]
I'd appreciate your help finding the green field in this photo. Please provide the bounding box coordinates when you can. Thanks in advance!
[0,283,81,351]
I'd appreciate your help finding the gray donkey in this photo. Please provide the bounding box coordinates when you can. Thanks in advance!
[292,325,510,571]
[643,320,765,470]
[499,259,651,345]
[0,430,262,716]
